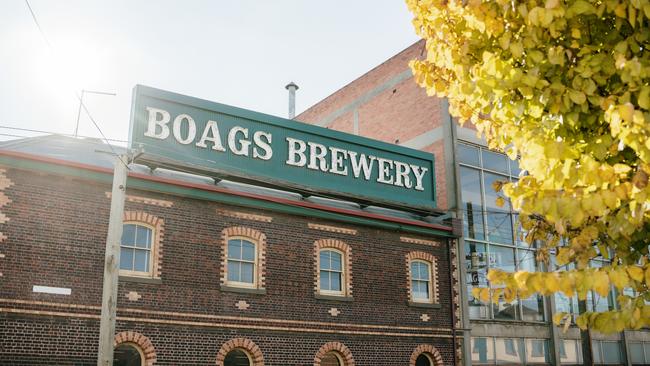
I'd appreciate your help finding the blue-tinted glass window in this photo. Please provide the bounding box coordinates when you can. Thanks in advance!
[120,224,152,274]
[227,238,257,285]
[320,250,343,293]
[458,143,480,166]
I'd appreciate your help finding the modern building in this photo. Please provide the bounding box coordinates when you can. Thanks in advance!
[297,40,650,366]
[0,86,463,365]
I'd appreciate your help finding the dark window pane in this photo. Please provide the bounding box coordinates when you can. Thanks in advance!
[484,172,513,244]
[460,166,485,240]
[241,241,255,261]
[135,226,151,248]
[320,270,330,290]
[320,251,331,270]
[510,159,522,176]
[224,349,251,366]
[521,295,544,322]
[321,352,341,366]
[496,338,524,364]
[119,248,134,271]
[629,342,644,364]
[121,224,136,246]
[526,339,550,364]
[415,354,432,366]
[134,249,148,272]
[592,341,602,363]
[601,342,621,364]
[458,144,480,166]
[482,150,509,174]
[471,337,494,363]
[466,241,488,319]
[113,343,142,366]
[331,272,341,291]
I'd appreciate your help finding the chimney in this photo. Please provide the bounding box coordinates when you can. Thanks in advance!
[285,82,299,119]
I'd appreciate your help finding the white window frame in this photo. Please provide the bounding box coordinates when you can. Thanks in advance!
[119,222,155,278]
[410,259,434,303]
[225,236,259,289]
[318,248,346,296]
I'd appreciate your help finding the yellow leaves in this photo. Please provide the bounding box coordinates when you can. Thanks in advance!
[627,266,644,282]
[639,86,650,110]
[568,90,586,104]
[472,287,490,302]
[609,267,630,290]
[495,196,506,207]
[592,270,610,297]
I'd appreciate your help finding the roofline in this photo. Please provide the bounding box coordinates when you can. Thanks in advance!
[0,149,454,235]
[296,39,425,120]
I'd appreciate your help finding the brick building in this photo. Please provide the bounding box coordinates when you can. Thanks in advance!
[0,90,462,366]
[297,40,650,365]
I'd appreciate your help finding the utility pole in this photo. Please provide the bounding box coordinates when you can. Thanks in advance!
[97,154,129,366]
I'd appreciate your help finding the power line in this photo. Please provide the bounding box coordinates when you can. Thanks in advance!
[23,0,129,168]
[0,125,128,143]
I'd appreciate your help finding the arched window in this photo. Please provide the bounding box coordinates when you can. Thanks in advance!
[224,348,252,366]
[314,239,352,298]
[321,351,343,366]
[113,343,144,366]
[227,238,257,286]
[415,353,433,366]
[406,251,439,304]
[120,223,154,276]
[410,260,432,302]
[319,249,344,294]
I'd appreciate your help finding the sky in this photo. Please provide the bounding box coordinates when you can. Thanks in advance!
[0,1,419,144]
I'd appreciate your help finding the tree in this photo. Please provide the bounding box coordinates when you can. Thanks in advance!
[406,0,650,333]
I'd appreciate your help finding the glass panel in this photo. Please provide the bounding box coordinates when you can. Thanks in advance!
[510,158,522,176]
[601,341,621,364]
[413,280,430,300]
[119,247,134,271]
[482,149,509,174]
[240,262,254,283]
[224,349,251,366]
[228,240,242,260]
[517,249,537,272]
[121,224,136,246]
[526,339,550,364]
[484,172,513,244]
[241,241,255,261]
[458,143,480,166]
[495,338,524,364]
[466,241,488,319]
[471,337,495,364]
[491,246,516,272]
[592,341,602,364]
[134,249,149,272]
[521,295,544,321]
[559,339,581,364]
[412,262,430,281]
[415,354,432,366]
[227,261,240,282]
[113,344,143,366]
[460,166,485,240]
[320,270,330,290]
[330,272,341,291]
[645,343,650,363]
[320,250,331,270]
[629,342,644,364]
[330,251,342,271]
[321,352,341,366]
[135,226,151,249]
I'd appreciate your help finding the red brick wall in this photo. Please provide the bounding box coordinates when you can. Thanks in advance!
[0,167,456,365]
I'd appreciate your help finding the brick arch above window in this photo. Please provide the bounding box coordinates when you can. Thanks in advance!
[122,211,164,279]
[215,337,264,366]
[406,251,439,304]
[314,341,355,366]
[114,331,157,366]
[220,226,267,289]
[409,344,444,366]
[314,239,353,297]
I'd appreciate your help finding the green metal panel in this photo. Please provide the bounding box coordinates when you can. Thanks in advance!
[129,85,437,211]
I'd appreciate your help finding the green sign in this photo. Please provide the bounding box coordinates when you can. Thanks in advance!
[129,85,436,211]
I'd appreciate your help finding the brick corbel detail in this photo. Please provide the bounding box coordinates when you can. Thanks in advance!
[123,211,164,279]
[406,251,439,304]
[114,331,157,365]
[313,239,353,296]
[409,344,444,366]
[221,227,267,289]
[313,341,355,366]
[216,337,264,366]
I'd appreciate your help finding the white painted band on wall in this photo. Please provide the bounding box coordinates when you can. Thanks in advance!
[33,285,71,295]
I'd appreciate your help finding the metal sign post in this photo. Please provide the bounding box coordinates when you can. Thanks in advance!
[97,154,129,366]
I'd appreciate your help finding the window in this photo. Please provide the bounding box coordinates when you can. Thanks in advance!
[321,352,342,366]
[411,260,432,302]
[227,238,256,286]
[221,227,267,291]
[113,343,144,366]
[120,212,164,279]
[314,239,352,298]
[224,349,251,366]
[525,339,550,364]
[320,249,343,294]
[458,142,545,322]
[415,354,432,366]
[406,251,438,304]
[496,338,524,364]
[120,223,153,276]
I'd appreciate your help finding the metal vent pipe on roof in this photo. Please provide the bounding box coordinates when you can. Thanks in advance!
[285,82,299,119]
